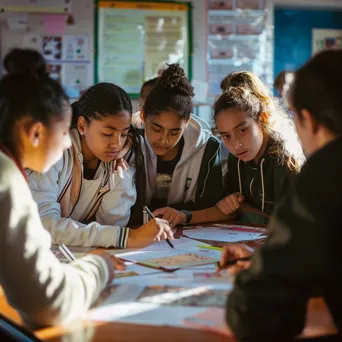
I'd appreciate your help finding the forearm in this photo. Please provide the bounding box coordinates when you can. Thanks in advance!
[239,203,271,219]
[190,206,234,224]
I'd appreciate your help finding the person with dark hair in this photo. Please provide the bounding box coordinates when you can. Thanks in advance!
[0,74,126,327]
[132,77,159,129]
[163,71,304,226]
[221,49,342,340]
[3,48,47,78]
[137,64,223,226]
[28,82,173,248]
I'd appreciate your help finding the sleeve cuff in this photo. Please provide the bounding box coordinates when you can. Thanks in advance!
[117,227,130,248]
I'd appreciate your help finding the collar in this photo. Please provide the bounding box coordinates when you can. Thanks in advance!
[0,145,28,182]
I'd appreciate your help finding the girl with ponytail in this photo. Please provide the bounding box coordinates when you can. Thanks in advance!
[138,64,223,225]
[28,82,173,248]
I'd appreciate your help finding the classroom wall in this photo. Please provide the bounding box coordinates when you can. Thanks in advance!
[274,8,342,77]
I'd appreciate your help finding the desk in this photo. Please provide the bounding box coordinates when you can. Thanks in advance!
[0,223,338,341]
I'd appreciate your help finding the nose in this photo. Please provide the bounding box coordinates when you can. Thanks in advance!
[234,139,243,151]
[159,131,170,145]
[109,134,121,149]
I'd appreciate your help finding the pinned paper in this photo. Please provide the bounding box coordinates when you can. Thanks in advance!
[43,14,67,35]
[22,34,42,51]
[6,13,29,32]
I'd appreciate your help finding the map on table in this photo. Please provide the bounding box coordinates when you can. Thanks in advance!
[141,253,217,269]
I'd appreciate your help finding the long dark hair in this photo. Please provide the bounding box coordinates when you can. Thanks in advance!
[71,82,146,217]
[0,74,69,150]
[143,64,194,120]
[290,49,342,136]
[214,71,305,172]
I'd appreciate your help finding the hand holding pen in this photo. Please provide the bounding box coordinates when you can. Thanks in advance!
[217,244,253,275]
[143,206,175,249]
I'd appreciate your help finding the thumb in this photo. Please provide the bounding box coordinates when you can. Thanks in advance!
[238,194,245,202]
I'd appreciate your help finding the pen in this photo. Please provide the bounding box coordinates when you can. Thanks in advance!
[143,205,175,249]
[216,256,251,270]
[58,243,76,262]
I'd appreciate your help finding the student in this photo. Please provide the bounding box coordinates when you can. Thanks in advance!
[132,77,159,129]
[221,49,342,341]
[3,48,47,78]
[136,63,222,225]
[155,71,305,226]
[0,73,126,328]
[29,82,173,248]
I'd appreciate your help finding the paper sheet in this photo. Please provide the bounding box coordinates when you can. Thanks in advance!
[183,227,265,243]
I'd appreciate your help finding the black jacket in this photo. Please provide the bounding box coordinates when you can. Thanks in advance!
[227,138,342,340]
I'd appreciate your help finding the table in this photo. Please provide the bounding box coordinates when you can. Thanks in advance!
[0,223,338,341]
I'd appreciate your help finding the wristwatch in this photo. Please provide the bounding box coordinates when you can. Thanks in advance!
[181,210,192,224]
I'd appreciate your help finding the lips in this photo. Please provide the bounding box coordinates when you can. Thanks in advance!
[153,144,169,151]
[105,151,118,158]
[236,151,248,158]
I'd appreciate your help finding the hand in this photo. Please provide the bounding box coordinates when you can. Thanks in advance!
[89,250,126,284]
[216,192,245,215]
[127,218,174,248]
[219,244,253,275]
[153,207,187,227]
[114,158,129,179]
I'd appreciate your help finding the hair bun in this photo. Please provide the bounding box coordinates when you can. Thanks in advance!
[158,64,194,97]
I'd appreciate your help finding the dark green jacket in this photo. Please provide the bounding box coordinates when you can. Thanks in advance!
[225,142,293,223]
[227,138,342,341]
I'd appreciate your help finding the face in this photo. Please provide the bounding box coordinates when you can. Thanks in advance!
[143,111,188,157]
[80,111,131,163]
[216,109,264,162]
[29,106,72,173]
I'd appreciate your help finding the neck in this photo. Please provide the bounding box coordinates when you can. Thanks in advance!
[1,141,26,168]
[80,138,99,169]
[309,129,338,156]
[254,135,269,164]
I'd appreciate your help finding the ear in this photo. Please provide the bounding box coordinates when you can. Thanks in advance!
[185,113,191,126]
[77,116,87,136]
[300,109,319,134]
[259,112,269,123]
[140,109,145,123]
[28,121,44,148]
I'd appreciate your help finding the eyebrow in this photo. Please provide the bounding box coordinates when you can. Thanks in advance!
[152,122,182,131]
[104,125,130,131]
[218,121,247,135]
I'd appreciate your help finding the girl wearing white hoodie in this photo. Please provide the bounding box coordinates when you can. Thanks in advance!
[133,64,223,226]
[28,82,172,248]
[0,74,126,328]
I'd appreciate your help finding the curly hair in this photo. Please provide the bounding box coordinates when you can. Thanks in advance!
[215,72,305,172]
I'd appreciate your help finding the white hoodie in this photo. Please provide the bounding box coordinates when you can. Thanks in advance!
[143,115,220,206]
[28,129,136,248]
[0,151,109,327]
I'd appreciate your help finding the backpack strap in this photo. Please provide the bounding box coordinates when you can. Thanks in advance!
[58,146,83,218]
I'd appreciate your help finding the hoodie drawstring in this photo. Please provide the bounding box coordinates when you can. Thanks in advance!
[237,159,242,194]
[260,158,265,212]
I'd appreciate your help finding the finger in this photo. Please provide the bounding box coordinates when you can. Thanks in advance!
[238,193,245,202]
[220,246,233,267]
[154,226,163,242]
[217,201,230,215]
[164,225,174,240]
[122,160,129,171]
[116,165,124,179]
[231,196,241,210]
[152,208,167,217]
[112,256,126,271]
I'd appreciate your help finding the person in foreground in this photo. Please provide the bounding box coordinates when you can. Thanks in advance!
[0,74,170,328]
[221,50,342,340]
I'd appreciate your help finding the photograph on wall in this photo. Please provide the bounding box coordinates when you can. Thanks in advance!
[42,36,63,61]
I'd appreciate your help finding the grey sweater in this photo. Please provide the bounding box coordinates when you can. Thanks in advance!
[0,151,109,328]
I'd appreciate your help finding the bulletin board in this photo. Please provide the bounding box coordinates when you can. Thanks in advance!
[95,0,192,97]
[0,0,95,99]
